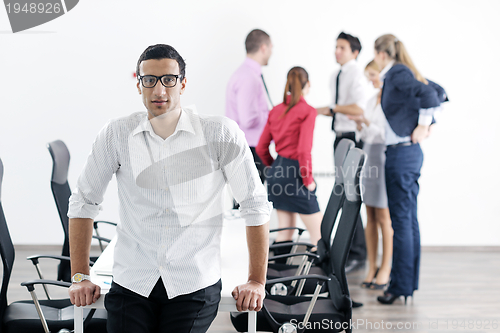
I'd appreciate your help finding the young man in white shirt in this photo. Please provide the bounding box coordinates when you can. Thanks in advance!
[318,32,368,275]
[67,44,272,333]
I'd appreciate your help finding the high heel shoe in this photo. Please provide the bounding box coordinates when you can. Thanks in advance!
[360,267,379,289]
[377,292,408,305]
[370,269,390,290]
[370,282,388,290]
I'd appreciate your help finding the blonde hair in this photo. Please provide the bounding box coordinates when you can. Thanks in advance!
[374,34,428,84]
[365,60,380,72]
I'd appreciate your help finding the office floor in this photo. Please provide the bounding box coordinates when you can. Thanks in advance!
[5,246,500,333]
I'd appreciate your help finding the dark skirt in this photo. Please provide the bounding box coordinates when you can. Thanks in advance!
[266,155,320,215]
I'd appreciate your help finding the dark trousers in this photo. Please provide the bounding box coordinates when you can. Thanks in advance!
[233,147,266,209]
[334,132,366,261]
[385,143,423,296]
[105,279,222,333]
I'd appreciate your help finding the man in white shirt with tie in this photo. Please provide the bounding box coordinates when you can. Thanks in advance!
[67,44,272,333]
[318,32,368,275]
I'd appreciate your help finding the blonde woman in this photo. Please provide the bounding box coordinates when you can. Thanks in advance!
[348,60,392,290]
[373,34,444,305]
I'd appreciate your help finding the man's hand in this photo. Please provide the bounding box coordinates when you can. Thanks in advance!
[231,280,265,312]
[69,280,101,307]
[316,107,332,116]
[411,125,430,144]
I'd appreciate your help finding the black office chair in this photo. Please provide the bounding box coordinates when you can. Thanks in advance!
[46,140,116,282]
[266,139,355,283]
[231,148,365,333]
[0,158,107,333]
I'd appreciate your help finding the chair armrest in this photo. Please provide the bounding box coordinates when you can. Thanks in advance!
[269,227,306,234]
[268,252,319,262]
[26,255,95,266]
[94,220,117,228]
[26,254,70,265]
[266,274,330,285]
[21,279,72,291]
[92,235,111,243]
[269,242,316,250]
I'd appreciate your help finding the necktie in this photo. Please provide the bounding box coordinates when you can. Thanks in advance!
[331,69,341,131]
[261,74,274,108]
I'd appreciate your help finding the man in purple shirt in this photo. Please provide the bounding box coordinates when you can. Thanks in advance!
[226,29,273,185]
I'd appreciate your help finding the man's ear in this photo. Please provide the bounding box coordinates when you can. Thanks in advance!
[137,80,141,94]
[354,50,360,59]
[260,43,267,54]
[179,77,187,95]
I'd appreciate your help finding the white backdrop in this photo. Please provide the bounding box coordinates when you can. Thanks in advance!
[1,0,499,245]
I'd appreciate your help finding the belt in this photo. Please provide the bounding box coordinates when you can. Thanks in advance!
[336,131,355,137]
[387,141,413,148]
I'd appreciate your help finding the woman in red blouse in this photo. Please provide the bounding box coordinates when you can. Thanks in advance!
[257,66,322,247]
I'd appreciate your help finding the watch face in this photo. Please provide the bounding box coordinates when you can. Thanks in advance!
[73,273,83,283]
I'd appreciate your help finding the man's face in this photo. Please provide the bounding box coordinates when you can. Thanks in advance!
[137,58,186,119]
[262,40,273,66]
[335,38,358,66]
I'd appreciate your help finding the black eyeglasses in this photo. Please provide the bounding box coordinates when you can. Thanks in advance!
[138,74,183,88]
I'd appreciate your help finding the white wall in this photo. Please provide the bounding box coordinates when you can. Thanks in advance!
[1,0,499,245]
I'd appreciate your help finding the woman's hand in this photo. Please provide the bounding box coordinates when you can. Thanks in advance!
[347,114,368,131]
[411,125,430,143]
[306,181,316,192]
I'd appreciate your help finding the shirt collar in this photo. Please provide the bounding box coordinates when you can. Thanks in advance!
[243,57,262,75]
[341,58,357,70]
[379,60,395,81]
[132,108,196,137]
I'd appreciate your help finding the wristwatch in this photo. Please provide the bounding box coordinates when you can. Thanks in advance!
[71,273,91,283]
[330,104,337,115]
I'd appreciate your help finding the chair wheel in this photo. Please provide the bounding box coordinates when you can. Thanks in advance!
[278,323,297,333]
[270,283,288,296]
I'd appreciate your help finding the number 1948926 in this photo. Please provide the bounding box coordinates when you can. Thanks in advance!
[6,2,62,14]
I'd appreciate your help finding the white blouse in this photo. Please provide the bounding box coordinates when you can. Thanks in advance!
[358,88,386,145]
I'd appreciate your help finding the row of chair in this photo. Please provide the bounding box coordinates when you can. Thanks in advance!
[2,139,364,333]
[231,139,366,333]
[1,140,113,333]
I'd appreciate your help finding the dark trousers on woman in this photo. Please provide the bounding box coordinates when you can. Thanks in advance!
[334,132,366,264]
[105,278,222,333]
[385,143,423,296]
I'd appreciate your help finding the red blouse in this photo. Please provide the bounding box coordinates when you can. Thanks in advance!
[256,96,316,186]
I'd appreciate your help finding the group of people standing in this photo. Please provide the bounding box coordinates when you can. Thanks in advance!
[225,29,448,305]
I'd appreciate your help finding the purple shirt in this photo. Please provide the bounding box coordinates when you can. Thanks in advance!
[225,57,269,147]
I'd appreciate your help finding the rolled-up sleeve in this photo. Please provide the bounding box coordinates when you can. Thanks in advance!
[352,73,369,112]
[218,118,272,226]
[68,121,120,219]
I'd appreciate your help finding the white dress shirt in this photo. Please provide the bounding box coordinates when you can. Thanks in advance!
[358,88,386,145]
[68,106,272,298]
[330,59,369,133]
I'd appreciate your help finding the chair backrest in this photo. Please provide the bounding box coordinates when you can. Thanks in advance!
[47,140,72,282]
[317,139,355,258]
[0,158,16,330]
[327,148,365,313]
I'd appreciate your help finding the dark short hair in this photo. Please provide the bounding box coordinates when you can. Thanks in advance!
[245,29,271,54]
[337,32,362,54]
[136,44,186,78]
